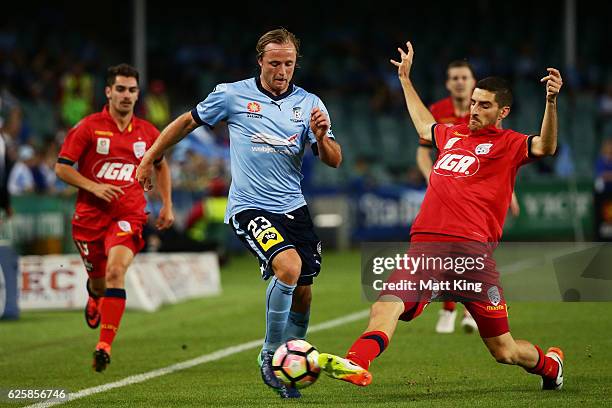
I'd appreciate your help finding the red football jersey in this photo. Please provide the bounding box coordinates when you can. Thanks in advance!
[411,123,533,242]
[420,97,470,147]
[58,106,160,231]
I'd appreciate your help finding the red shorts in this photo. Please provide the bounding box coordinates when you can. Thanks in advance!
[390,233,509,338]
[72,219,145,279]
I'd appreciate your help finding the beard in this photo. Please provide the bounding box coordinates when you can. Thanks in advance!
[114,101,133,115]
[469,118,482,131]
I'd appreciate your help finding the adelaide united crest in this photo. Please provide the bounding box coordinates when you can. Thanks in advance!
[133,141,146,159]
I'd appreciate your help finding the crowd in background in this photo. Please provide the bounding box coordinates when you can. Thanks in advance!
[1,1,611,200]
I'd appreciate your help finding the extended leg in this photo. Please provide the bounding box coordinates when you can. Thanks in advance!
[319,296,417,386]
[483,333,564,390]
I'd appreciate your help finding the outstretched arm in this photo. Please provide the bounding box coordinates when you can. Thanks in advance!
[531,68,563,156]
[136,112,200,191]
[390,42,436,141]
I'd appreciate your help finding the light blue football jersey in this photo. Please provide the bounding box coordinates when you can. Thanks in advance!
[191,77,335,223]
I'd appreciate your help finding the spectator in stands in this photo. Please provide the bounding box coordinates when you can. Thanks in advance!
[553,143,575,178]
[595,138,612,193]
[8,145,51,195]
[598,83,612,119]
[0,85,19,210]
[21,82,57,145]
[402,166,426,190]
[0,130,13,216]
[348,155,376,193]
[41,141,62,193]
[514,43,537,79]
[184,177,229,254]
[144,178,229,260]
[144,79,171,130]
[60,63,94,127]
[0,80,22,142]
[61,83,91,128]
[178,150,211,191]
[597,83,612,137]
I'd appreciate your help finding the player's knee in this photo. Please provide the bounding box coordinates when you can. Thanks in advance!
[105,263,127,288]
[490,346,518,365]
[275,265,301,285]
[370,300,403,321]
[272,254,302,285]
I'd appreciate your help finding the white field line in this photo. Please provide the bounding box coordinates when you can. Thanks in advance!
[25,309,370,408]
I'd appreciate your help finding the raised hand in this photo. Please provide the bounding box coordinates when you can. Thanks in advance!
[310,107,330,141]
[90,183,124,202]
[390,41,414,82]
[540,68,563,102]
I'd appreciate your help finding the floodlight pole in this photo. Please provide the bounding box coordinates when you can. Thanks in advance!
[564,0,584,242]
[133,0,147,89]
[564,0,576,69]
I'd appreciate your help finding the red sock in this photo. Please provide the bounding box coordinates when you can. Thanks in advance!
[99,288,126,348]
[526,345,559,379]
[345,331,389,370]
[443,301,456,312]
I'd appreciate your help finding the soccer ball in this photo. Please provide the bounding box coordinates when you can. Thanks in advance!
[272,339,320,389]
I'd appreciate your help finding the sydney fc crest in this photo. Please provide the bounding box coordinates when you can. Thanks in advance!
[133,141,146,159]
[291,107,303,122]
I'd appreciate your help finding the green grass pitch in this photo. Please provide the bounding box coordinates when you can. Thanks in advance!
[1,250,611,407]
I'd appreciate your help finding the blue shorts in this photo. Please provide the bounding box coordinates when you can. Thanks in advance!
[230,206,322,286]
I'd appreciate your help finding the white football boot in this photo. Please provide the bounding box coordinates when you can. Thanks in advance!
[435,309,457,334]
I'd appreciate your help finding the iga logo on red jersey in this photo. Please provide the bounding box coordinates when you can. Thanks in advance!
[92,158,136,186]
[433,149,480,178]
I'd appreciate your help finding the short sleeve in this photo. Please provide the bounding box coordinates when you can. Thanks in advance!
[191,83,229,128]
[307,97,334,145]
[506,132,534,167]
[58,121,90,164]
[431,123,452,150]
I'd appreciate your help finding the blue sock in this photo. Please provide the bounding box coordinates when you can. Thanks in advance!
[263,276,296,353]
[283,310,310,342]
